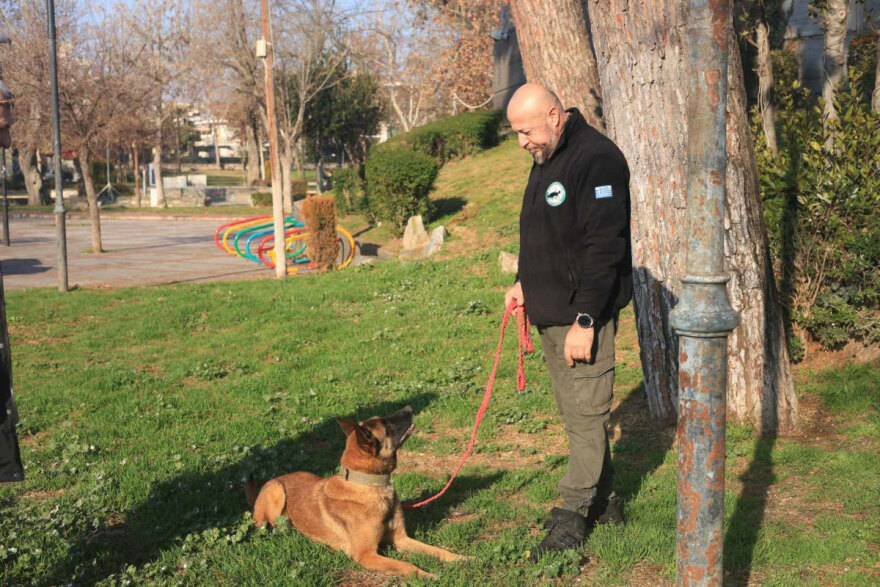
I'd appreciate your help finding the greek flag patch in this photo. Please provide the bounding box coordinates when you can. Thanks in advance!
[595,185,613,199]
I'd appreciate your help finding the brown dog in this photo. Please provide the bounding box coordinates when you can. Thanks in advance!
[246,405,467,578]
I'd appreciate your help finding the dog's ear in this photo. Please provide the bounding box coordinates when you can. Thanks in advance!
[353,424,380,455]
[337,417,357,437]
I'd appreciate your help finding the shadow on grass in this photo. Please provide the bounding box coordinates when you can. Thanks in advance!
[51,392,503,584]
[607,381,676,507]
[432,197,467,220]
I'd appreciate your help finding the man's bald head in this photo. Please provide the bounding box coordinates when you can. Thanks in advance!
[507,84,568,165]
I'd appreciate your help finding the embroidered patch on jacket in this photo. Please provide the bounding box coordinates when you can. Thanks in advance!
[545,182,566,207]
[594,185,613,199]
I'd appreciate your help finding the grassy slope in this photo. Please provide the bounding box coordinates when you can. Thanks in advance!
[0,140,877,586]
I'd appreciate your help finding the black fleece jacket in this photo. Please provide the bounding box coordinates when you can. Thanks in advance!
[517,109,632,327]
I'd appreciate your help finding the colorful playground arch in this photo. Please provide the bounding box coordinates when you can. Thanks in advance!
[214,215,355,274]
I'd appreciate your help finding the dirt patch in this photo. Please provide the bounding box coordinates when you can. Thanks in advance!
[22,489,65,500]
[399,425,568,478]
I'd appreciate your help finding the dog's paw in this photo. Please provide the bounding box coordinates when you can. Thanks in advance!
[416,570,439,580]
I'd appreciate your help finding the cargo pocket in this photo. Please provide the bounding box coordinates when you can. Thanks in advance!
[572,366,615,417]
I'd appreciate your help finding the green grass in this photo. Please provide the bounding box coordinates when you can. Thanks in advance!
[1,251,877,585]
[1,139,878,584]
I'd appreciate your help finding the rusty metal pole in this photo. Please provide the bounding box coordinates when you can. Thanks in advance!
[46,0,69,292]
[259,0,287,279]
[668,1,739,585]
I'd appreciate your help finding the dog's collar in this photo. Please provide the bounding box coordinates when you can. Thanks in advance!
[338,465,392,487]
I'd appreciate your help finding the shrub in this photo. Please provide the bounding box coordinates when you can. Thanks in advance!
[364,148,438,234]
[291,178,308,200]
[330,167,365,215]
[301,196,339,271]
[755,78,880,353]
[250,191,272,207]
[847,35,877,107]
[391,110,503,164]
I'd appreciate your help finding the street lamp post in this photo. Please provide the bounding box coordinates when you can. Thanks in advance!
[46,0,68,292]
[668,1,739,585]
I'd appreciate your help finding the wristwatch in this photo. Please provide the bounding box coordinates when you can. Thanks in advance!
[575,312,594,329]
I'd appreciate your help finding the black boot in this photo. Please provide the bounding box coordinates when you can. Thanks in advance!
[585,495,625,528]
[528,507,587,562]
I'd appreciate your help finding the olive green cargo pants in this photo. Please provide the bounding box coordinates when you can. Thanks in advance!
[538,316,617,516]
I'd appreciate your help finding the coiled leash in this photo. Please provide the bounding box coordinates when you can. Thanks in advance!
[404,301,533,509]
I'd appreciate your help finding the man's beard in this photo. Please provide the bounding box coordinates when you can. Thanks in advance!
[531,142,556,165]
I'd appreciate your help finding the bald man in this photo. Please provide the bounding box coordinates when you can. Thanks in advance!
[503,84,632,561]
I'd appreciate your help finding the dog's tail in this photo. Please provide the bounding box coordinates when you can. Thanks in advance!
[245,474,260,508]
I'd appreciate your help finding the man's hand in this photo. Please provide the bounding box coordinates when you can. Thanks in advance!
[564,323,594,367]
[504,282,525,314]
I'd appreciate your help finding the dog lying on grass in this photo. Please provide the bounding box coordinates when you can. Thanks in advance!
[246,405,468,578]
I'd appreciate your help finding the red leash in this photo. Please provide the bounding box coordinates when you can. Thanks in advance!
[404,301,533,509]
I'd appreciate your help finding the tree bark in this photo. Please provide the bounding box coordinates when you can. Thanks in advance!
[821,0,849,129]
[245,113,261,186]
[77,149,103,254]
[588,0,797,431]
[508,0,604,131]
[280,134,294,212]
[20,148,45,205]
[152,143,167,208]
[755,1,778,156]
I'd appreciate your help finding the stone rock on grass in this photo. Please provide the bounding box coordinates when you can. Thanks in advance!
[402,215,429,250]
[499,251,518,273]
[424,226,447,257]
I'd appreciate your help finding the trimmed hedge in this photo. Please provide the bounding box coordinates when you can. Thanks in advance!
[250,191,272,207]
[364,148,438,234]
[302,195,339,271]
[390,109,503,164]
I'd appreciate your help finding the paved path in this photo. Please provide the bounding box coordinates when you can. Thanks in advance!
[0,216,272,290]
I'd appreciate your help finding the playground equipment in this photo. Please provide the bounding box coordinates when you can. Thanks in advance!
[214,215,355,274]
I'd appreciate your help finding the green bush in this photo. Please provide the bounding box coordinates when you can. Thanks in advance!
[330,167,365,216]
[847,35,878,107]
[250,191,272,207]
[364,148,438,234]
[291,178,308,200]
[755,76,880,353]
[391,110,503,164]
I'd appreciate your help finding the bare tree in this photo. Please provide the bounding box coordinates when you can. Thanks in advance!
[125,0,193,207]
[0,0,53,205]
[58,5,146,253]
[355,0,451,133]
[193,0,264,185]
[273,0,350,209]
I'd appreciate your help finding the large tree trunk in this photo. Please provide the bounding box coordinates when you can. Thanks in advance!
[821,0,849,131]
[280,133,294,212]
[755,1,778,156]
[245,113,261,186]
[508,0,604,130]
[588,0,797,432]
[20,148,45,205]
[77,149,103,254]
[152,144,167,208]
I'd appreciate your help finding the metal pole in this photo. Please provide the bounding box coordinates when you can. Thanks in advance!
[46,0,69,292]
[1,147,9,246]
[669,1,738,585]
[259,0,286,279]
